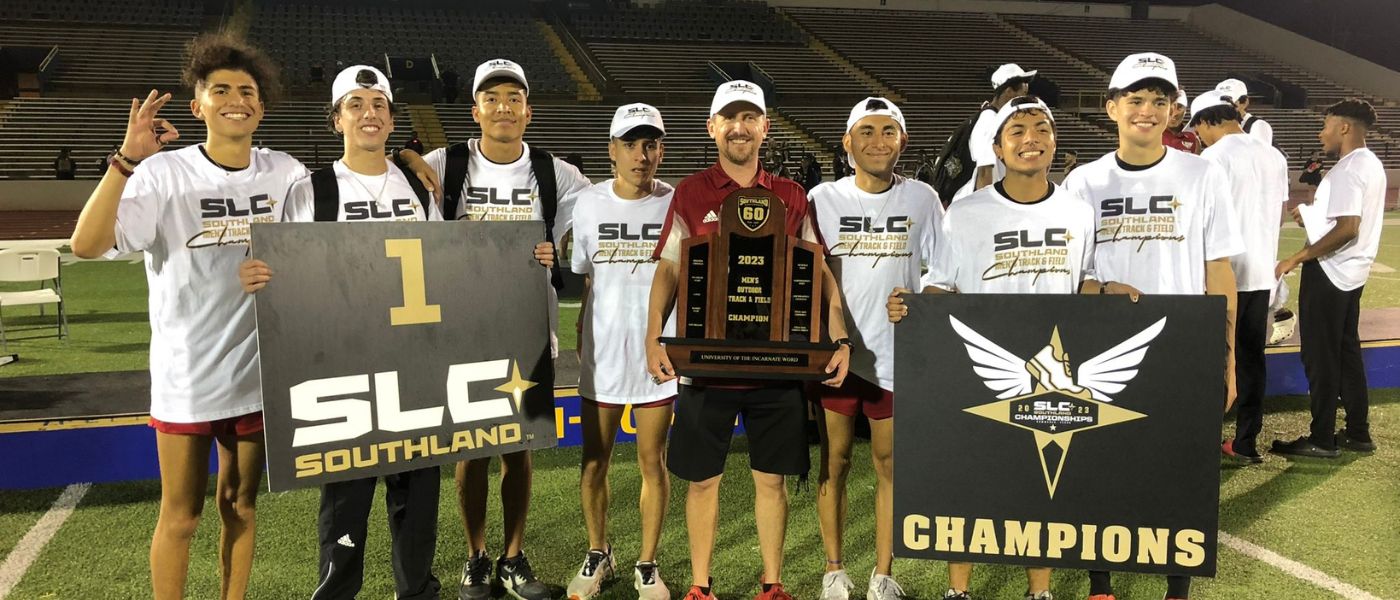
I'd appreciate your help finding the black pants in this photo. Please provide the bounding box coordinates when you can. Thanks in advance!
[1089,571,1190,598]
[313,466,441,600]
[1298,260,1368,448]
[1231,290,1271,454]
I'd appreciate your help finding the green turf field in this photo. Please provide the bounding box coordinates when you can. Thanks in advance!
[0,392,1396,599]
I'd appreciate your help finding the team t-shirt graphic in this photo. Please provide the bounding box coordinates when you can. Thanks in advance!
[281,159,444,223]
[570,180,677,404]
[811,176,942,392]
[112,144,308,423]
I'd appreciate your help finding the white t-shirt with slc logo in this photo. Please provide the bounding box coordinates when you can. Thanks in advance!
[1199,133,1289,292]
[922,182,1096,295]
[811,175,942,392]
[569,180,678,404]
[282,159,443,223]
[1311,147,1388,291]
[1064,149,1244,295]
[424,139,592,357]
[112,145,308,422]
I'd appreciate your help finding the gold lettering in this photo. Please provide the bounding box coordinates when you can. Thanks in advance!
[969,518,999,554]
[1174,530,1206,568]
[1046,522,1076,559]
[1102,525,1131,563]
[295,454,323,478]
[1003,520,1042,557]
[386,238,443,326]
[935,516,965,552]
[903,515,930,550]
[1137,528,1170,565]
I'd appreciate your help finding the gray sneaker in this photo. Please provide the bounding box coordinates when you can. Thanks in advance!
[866,572,904,600]
[820,570,854,600]
[497,553,554,600]
[634,561,670,600]
[566,547,615,600]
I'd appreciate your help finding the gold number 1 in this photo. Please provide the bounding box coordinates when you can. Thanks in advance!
[385,238,442,326]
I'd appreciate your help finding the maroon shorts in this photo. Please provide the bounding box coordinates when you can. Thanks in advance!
[817,375,893,420]
[149,411,264,437]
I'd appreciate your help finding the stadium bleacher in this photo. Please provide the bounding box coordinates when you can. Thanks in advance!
[0,97,412,179]
[781,8,1106,101]
[249,1,575,95]
[1,0,1398,182]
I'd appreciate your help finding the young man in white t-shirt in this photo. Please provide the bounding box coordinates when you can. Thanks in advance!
[888,96,1096,600]
[564,104,676,600]
[1062,52,1244,600]
[951,63,1036,203]
[1215,79,1273,148]
[1272,99,1387,458]
[239,65,444,600]
[1188,90,1290,463]
[405,58,590,600]
[69,36,304,600]
[808,97,941,600]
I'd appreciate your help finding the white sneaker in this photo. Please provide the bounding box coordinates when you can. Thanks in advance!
[566,547,615,600]
[866,572,904,600]
[634,561,670,600]
[821,569,854,600]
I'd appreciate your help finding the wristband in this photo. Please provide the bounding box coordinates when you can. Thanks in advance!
[108,157,134,178]
[113,149,141,166]
[834,337,854,349]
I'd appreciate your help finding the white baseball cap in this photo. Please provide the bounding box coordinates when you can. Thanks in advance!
[610,103,665,139]
[991,63,1038,89]
[1108,52,1178,91]
[709,80,766,116]
[845,97,907,134]
[1175,88,1188,108]
[1215,78,1248,101]
[1188,89,1235,126]
[331,65,392,104]
[473,59,529,95]
[990,96,1055,142]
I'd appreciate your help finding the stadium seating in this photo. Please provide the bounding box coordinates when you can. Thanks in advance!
[586,42,875,99]
[566,0,803,44]
[0,97,412,179]
[0,0,201,28]
[0,24,196,91]
[249,1,575,95]
[781,8,1106,101]
[1005,14,1365,106]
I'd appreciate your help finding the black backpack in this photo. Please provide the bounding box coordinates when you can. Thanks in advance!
[439,142,565,291]
[309,154,431,222]
[931,104,988,205]
[1242,115,1259,133]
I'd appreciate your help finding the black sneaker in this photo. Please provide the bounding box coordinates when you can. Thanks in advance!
[1222,439,1264,464]
[1270,436,1340,458]
[1337,429,1377,452]
[497,553,554,600]
[460,550,493,600]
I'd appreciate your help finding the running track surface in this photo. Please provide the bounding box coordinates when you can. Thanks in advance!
[0,212,77,241]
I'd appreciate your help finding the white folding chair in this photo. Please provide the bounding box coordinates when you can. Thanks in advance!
[0,247,68,351]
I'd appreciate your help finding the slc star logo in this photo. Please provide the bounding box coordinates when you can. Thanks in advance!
[950,315,1166,498]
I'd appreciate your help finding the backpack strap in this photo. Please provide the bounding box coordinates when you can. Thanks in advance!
[390,152,431,206]
[310,167,340,222]
[1243,115,1258,133]
[528,145,565,291]
[441,142,472,220]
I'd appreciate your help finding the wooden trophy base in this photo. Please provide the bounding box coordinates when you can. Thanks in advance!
[660,337,839,381]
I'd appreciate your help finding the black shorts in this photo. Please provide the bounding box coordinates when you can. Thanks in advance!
[666,382,809,482]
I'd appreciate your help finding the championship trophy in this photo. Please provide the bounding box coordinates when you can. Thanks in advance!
[660,188,838,379]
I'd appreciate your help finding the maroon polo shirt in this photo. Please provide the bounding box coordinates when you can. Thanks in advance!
[653,163,817,389]
[652,162,811,261]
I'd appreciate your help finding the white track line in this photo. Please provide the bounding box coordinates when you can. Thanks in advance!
[1219,530,1386,600]
[0,483,90,599]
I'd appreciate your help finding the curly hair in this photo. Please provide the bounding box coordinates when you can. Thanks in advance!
[1324,98,1377,130]
[182,34,282,105]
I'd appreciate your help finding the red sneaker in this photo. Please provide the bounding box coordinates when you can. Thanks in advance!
[755,583,794,600]
[687,586,717,600]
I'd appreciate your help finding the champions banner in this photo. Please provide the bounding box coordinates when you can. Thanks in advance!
[252,222,556,491]
[893,294,1224,577]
